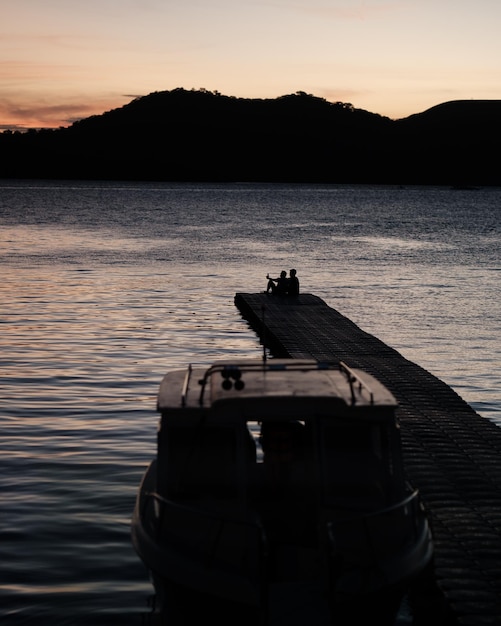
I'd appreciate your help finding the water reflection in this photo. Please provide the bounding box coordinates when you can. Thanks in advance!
[0,182,499,624]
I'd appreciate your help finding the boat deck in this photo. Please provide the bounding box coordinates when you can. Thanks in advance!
[235,292,501,626]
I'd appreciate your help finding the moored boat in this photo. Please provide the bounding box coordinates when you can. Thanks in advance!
[132,359,433,624]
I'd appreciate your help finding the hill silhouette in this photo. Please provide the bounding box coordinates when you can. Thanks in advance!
[1,88,500,185]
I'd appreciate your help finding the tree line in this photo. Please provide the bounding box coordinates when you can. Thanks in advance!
[1,88,500,185]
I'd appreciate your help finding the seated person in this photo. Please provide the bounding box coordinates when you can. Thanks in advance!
[266,270,288,295]
[287,269,299,296]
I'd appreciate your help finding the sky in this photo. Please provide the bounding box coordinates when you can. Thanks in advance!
[2,0,501,130]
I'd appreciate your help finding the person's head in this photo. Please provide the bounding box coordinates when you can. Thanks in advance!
[280,270,287,278]
[259,420,303,463]
[290,269,296,277]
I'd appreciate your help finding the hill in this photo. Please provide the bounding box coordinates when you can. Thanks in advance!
[1,89,500,185]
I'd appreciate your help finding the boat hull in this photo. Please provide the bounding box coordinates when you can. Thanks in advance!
[132,359,434,624]
[132,461,433,625]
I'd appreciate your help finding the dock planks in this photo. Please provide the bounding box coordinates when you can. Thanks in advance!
[235,292,501,625]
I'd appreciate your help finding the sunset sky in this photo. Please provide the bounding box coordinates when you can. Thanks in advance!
[2,0,501,130]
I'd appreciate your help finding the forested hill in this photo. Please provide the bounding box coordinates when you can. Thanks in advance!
[1,88,500,185]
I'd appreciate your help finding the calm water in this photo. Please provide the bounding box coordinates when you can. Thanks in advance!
[1,181,500,625]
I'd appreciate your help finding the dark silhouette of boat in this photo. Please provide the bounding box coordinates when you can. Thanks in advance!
[132,359,433,624]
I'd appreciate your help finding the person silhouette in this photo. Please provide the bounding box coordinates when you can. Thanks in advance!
[288,269,299,296]
[254,420,315,544]
[266,271,288,295]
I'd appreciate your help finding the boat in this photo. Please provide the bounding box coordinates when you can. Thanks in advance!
[131,359,433,625]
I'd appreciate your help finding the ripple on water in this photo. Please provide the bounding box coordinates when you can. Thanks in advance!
[0,182,499,624]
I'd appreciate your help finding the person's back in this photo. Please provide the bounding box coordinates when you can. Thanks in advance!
[255,420,314,544]
[288,269,299,296]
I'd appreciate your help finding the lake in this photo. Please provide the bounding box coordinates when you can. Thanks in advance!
[1,180,499,624]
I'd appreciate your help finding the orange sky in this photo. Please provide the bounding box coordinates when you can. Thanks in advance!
[2,0,501,130]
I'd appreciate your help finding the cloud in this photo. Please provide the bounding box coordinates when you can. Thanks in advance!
[0,97,125,130]
[319,86,370,104]
[287,1,404,21]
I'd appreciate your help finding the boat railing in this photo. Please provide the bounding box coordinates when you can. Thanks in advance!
[195,359,357,406]
[146,489,261,524]
[338,361,374,405]
[142,489,268,578]
[144,490,267,545]
[181,364,193,407]
[326,488,428,557]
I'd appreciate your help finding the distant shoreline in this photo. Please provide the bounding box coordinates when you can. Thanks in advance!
[1,89,500,186]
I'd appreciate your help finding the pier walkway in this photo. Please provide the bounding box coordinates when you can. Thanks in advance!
[235,292,501,626]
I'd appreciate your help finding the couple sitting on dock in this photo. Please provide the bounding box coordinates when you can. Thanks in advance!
[266,269,299,297]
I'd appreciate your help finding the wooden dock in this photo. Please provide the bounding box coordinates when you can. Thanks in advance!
[235,292,501,626]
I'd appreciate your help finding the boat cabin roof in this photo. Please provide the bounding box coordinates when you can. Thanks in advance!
[157,359,397,420]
